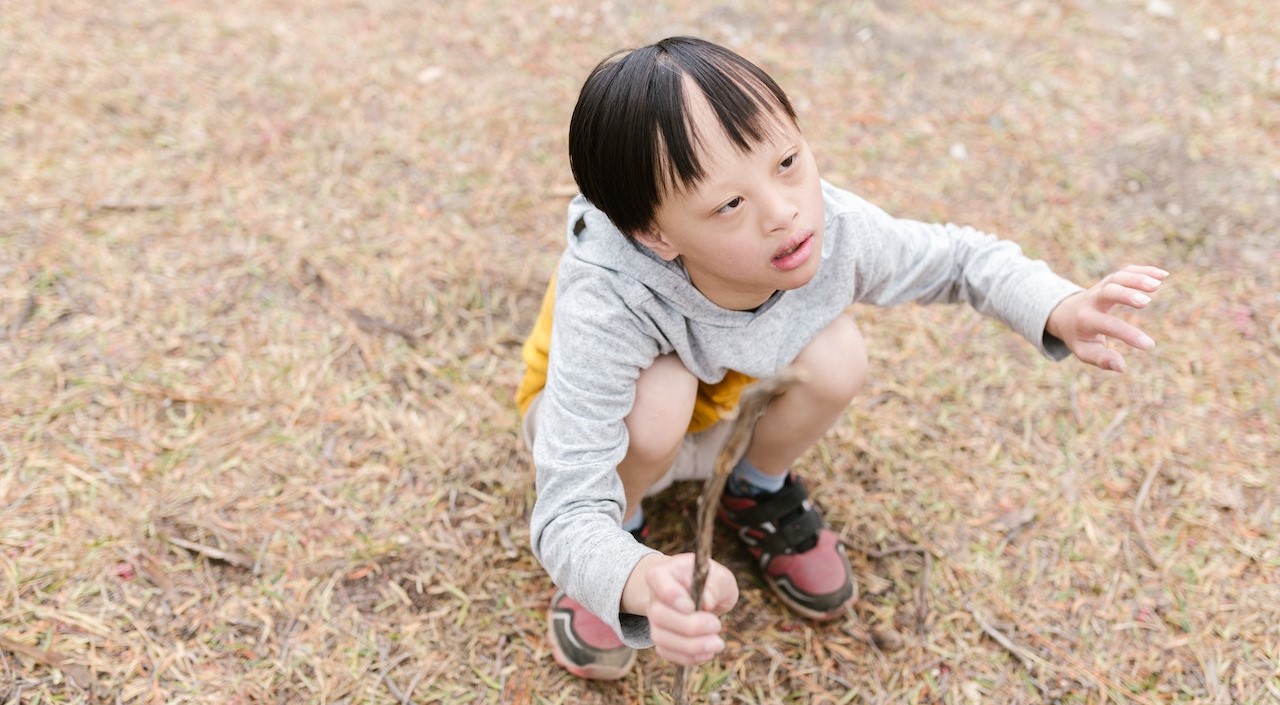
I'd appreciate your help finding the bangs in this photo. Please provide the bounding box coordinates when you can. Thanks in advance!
[568,37,797,235]
[652,42,797,197]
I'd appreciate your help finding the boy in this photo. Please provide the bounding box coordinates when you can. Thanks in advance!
[516,36,1166,680]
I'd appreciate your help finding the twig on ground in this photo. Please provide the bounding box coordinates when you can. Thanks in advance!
[1131,459,1165,569]
[867,543,928,558]
[0,633,95,690]
[126,549,177,608]
[397,667,427,705]
[164,535,254,569]
[492,635,507,697]
[253,533,272,578]
[965,602,1051,699]
[984,592,1167,705]
[673,370,805,705]
[1263,677,1280,702]
[1096,407,1131,449]
[1069,377,1084,429]
[374,650,413,703]
[915,551,931,635]
[8,291,35,339]
[92,197,198,212]
[868,543,932,635]
[345,307,420,344]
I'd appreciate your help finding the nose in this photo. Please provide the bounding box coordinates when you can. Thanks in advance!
[762,186,798,233]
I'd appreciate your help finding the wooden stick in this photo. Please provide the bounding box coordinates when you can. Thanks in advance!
[1130,458,1165,569]
[965,601,1052,700]
[673,370,805,705]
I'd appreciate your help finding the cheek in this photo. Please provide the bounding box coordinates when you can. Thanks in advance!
[806,182,825,222]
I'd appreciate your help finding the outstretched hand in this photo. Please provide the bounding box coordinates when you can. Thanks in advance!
[1046,264,1169,373]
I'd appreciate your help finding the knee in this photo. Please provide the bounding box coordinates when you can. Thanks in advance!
[794,314,867,408]
[624,354,697,470]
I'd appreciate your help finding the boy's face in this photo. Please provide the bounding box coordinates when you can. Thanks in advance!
[636,83,825,311]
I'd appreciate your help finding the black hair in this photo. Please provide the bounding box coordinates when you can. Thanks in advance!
[568,36,798,236]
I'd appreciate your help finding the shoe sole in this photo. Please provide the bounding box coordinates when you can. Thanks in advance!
[765,574,857,621]
[546,621,636,681]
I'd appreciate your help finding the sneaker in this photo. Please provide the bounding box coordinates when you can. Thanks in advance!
[718,475,856,620]
[545,522,648,680]
[547,590,637,680]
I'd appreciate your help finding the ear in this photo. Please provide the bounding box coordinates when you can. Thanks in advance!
[633,228,681,262]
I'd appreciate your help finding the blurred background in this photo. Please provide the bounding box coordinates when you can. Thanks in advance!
[2,1,1277,702]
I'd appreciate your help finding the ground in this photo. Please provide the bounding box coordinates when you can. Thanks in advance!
[1,0,1278,703]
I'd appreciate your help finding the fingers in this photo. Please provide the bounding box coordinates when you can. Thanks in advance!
[1072,338,1128,373]
[645,555,736,666]
[653,633,723,666]
[1084,265,1166,372]
[1054,265,1168,373]
[1117,264,1170,282]
[648,562,697,613]
[1081,308,1155,352]
[649,598,725,664]
[701,561,740,614]
[648,555,739,614]
[1108,270,1166,294]
[1099,265,1168,310]
[649,594,724,638]
[1072,306,1156,373]
[1101,281,1155,310]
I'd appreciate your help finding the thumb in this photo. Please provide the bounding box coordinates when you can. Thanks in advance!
[702,563,740,614]
[1074,340,1126,373]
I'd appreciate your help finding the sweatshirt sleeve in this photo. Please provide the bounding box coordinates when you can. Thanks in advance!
[529,268,664,647]
[838,193,1082,359]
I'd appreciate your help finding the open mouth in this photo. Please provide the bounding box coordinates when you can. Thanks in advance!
[771,232,814,270]
[774,239,805,259]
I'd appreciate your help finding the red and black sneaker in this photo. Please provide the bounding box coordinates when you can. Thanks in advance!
[718,475,856,620]
[545,521,648,680]
[547,590,637,680]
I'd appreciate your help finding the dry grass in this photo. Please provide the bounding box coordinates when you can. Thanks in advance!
[2,0,1278,703]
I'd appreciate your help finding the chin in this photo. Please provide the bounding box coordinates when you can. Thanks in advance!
[780,265,820,291]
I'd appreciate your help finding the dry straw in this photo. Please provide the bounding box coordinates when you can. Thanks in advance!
[2,0,1278,703]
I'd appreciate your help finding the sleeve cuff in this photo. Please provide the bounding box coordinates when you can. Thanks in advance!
[1017,279,1083,360]
[618,612,652,647]
[588,541,661,649]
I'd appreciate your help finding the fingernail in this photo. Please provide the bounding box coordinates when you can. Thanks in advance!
[1144,277,1161,288]
[713,638,726,652]
[678,597,695,613]
[1112,358,1127,373]
[1139,333,1155,349]
[1133,293,1151,305]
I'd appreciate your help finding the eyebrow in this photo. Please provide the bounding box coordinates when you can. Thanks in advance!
[687,129,802,200]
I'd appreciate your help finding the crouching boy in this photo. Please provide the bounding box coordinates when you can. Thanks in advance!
[516,36,1166,680]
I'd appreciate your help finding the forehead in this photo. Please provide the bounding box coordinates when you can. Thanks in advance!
[668,76,798,187]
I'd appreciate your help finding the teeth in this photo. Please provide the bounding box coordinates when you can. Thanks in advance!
[775,236,808,260]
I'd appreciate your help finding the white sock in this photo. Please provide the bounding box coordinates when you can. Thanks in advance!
[622,505,645,533]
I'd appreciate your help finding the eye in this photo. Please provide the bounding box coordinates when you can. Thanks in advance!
[779,153,798,171]
[716,197,743,215]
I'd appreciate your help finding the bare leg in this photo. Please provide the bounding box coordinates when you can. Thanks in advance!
[619,354,699,523]
[745,313,867,475]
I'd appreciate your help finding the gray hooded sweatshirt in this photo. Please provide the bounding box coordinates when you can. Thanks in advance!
[530,180,1081,647]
